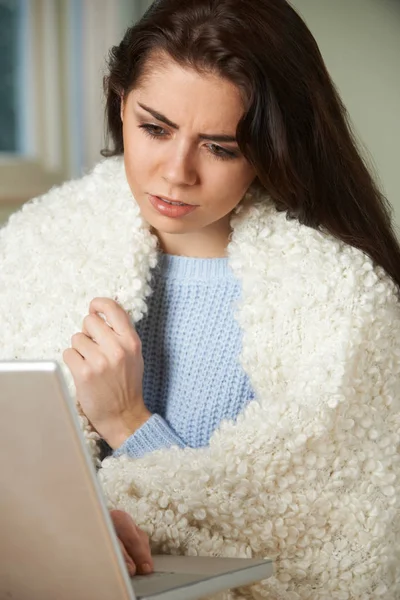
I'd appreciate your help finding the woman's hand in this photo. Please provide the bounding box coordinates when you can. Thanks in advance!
[110,510,154,577]
[63,297,151,449]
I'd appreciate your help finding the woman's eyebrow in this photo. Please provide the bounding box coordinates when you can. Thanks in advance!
[137,102,238,143]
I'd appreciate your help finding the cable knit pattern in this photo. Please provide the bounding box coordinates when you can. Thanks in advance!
[114,254,254,458]
[1,157,399,599]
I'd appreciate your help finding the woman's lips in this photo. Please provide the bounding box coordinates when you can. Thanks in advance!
[148,195,198,218]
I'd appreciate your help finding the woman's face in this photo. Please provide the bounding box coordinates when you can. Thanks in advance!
[121,54,256,257]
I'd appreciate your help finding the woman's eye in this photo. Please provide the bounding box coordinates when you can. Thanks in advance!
[208,144,237,161]
[139,124,237,161]
[139,124,166,137]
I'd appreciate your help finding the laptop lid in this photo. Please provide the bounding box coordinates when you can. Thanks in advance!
[0,360,135,600]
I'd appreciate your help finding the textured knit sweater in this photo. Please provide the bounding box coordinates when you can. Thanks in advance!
[2,157,400,599]
[114,254,254,458]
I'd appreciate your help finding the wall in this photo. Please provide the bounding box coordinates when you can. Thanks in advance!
[291,0,400,235]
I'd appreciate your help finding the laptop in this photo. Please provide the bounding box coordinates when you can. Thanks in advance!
[0,361,273,600]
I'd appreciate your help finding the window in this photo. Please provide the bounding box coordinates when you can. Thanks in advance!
[0,0,66,205]
[0,0,21,153]
[0,0,154,212]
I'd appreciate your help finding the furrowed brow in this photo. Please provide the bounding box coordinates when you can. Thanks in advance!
[137,102,238,143]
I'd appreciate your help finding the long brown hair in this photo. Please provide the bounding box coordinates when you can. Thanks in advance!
[103,0,400,290]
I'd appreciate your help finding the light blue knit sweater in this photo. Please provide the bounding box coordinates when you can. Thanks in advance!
[113,253,255,459]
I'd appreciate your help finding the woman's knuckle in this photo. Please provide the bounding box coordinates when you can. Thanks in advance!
[128,335,141,353]
[71,332,81,346]
[89,298,99,310]
[83,314,94,329]
[95,355,108,372]
[112,346,125,364]
[62,349,72,365]
[80,365,92,382]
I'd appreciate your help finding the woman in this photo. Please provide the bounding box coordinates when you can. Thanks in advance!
[1,0,400,597]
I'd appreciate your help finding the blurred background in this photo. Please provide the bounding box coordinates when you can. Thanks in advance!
[0,0,399,236]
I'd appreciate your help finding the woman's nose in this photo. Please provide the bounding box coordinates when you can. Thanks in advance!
[162,147,198,187]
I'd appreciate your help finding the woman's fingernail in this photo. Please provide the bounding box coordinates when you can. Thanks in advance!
[140,563,152,574]
[128,562,136,576]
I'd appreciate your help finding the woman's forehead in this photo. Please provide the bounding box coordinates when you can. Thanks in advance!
[131,58,245,130]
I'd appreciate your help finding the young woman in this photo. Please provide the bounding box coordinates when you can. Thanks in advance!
[2,0,400,597]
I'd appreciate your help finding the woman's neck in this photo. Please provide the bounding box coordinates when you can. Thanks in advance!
[151,217,232,258]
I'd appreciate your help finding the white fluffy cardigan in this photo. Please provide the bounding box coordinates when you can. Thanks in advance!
[1,157,400,599]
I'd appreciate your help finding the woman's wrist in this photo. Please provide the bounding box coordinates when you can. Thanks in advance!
[104,407,152,450]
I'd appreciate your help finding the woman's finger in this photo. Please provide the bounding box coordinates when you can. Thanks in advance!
[123,527,153,575]
[118,538,136,577]
[89,297,132,336]
[70,331,101,364]
[81,313,122,358]
[111,510,153,575]
[62,347,84,371]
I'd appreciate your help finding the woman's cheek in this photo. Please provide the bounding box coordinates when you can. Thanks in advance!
[124,141,149,179]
